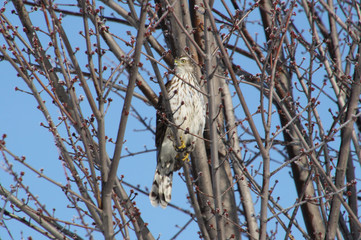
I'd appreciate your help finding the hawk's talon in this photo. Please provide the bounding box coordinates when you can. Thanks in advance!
[174,137,189,161]
[181,152,189,162]
[174,136,186,152]
[176,152,189,162]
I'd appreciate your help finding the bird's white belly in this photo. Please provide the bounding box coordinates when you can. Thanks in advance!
[170,84,205,146]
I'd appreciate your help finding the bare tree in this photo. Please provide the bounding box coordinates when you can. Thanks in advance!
[1,0,360,239]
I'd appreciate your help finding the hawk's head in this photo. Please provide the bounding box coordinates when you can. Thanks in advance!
[174,56,194,75]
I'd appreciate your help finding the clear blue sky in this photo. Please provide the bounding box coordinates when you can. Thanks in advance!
[1,1,349,239]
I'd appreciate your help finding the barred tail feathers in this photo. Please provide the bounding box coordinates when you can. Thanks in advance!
[149,168,173,208]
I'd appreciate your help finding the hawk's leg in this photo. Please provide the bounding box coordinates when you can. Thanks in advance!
[175,136,189,162]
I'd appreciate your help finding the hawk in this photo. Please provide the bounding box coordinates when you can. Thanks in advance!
[149,56,206,208]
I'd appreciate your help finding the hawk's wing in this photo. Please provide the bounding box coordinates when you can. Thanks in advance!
[155,80,173,154]
[155,80,184,171]
[155,92,167,151]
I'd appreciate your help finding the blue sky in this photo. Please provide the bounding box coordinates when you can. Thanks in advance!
[2,1,357,239]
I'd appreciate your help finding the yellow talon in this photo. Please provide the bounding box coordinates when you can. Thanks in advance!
[175,137,189,161]
[174,136,186,151]
[178,136,186,150]
[176,152,189,162]
[181,152,189,162]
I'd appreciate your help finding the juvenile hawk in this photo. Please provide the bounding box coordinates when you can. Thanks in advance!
[149,56,206,208]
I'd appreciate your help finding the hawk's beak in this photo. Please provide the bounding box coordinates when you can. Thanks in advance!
[174,59,178,66]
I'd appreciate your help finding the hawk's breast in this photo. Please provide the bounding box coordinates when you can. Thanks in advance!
[169,73,205,146]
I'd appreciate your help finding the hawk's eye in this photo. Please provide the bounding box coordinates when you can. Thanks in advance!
[181,59,186,63]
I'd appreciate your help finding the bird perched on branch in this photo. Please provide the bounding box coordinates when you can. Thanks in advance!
[149,56,206,208]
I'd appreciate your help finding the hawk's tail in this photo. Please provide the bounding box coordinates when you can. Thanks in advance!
[149,168,173,208]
